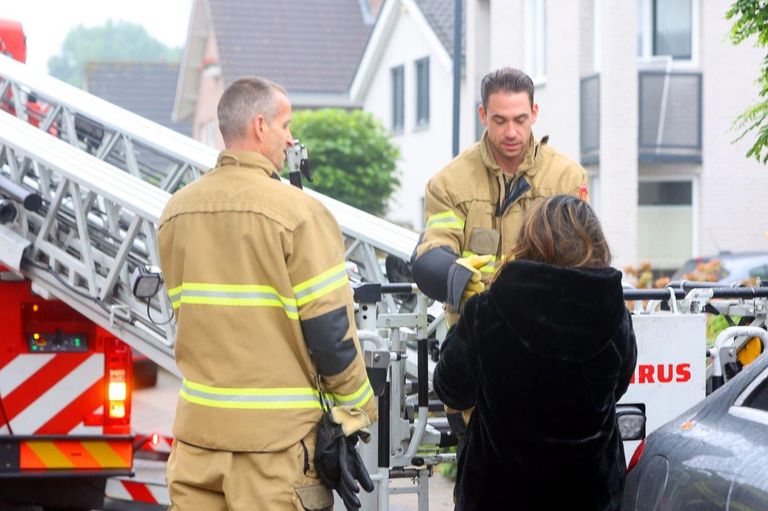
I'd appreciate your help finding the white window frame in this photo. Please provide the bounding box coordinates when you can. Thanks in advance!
[525,0,547,84]
[637,174,699,264]
[637,0,699,69]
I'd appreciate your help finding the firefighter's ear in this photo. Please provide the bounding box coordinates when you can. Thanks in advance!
[478,104,488,127]
[251,114,267,141]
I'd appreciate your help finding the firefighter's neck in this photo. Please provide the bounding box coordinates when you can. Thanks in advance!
[226,138,259,153]
[491,144,523,177]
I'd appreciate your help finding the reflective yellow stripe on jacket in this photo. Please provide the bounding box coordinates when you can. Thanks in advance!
[180,378,373,410]
[180,380,324,409]
[167,283,299,318]
[293,263,348,306]
[167,263,349,320]
[331,379,374,408]
[426,210,465,230]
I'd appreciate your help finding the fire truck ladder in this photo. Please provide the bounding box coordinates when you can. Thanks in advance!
[0,54,427,376]
[0,56,448,510]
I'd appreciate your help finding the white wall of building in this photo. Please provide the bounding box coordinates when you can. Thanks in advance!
[532,0,582,163]
[377,0,768,263]
[595,0,638,271]
[361,1,473,229]
[699,0,768,255]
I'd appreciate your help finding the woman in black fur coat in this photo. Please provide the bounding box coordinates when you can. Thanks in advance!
[433,195,637,511]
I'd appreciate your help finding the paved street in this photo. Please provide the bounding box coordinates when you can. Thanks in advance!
[132,369,455,511]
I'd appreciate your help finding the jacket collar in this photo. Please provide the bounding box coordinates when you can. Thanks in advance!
[215,150,279,179]
[479,131,549,178]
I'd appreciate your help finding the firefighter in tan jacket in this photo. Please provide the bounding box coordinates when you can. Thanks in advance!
[158,77,377,511]
[413,68,588,320]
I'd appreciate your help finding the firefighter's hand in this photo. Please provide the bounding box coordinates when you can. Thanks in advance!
[461,279,485,306]
[448,255,492,309]
[446,254,492,310]
[315,410,374,511]
[456,254,493,280]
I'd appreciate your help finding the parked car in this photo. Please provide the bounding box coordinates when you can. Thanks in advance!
[622,350,768,510]
[672,252,768,285]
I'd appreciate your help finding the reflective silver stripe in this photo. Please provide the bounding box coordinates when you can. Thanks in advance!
[294,267,348,305]
[167,283,299,318]
[178,289,299,314]
[426,211,465,230]
[179,380,324,409]
[332,380,374,407]
[181,382,317,403]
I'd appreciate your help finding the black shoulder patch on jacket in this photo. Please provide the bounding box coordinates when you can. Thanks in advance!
[301,306,357,376]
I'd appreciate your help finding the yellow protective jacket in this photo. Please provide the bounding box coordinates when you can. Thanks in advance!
[158,150,377,452]
[412,133,587,307]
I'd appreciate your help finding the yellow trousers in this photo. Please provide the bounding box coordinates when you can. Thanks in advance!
[167,428,332,511]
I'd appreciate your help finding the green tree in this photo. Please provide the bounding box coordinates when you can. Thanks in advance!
[727,0,768,163]
[287,109,400,216]
[48,20,181,88]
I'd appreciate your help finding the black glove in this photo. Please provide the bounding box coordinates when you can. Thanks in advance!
[315,412,374,510]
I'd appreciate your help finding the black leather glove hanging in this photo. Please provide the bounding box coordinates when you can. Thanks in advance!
[315,412,374,511]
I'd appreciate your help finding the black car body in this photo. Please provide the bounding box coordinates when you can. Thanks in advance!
[622,351,768,510]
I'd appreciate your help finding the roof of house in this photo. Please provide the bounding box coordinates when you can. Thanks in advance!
[86,62,192,136]
[208,0,374,94]
[349,0,465,102]
[413,0,464,58]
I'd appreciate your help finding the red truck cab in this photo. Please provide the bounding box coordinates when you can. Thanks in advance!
[0,19,26,63]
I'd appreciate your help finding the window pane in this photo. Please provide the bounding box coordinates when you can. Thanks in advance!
[638,181,692,205]
[637,205,692,269]
[391,66,404,131]
[416,58,430,126]
[637,181,693,269]
[654,0,691,59]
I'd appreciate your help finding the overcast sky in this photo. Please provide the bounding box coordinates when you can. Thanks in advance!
[3,0,193,74]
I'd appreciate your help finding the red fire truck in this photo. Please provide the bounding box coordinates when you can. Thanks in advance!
[0,267,134,509]
[0,19,55,131]
[0,20,140,510]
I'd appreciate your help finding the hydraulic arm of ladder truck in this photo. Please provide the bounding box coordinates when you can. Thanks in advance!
[2,51,768,511]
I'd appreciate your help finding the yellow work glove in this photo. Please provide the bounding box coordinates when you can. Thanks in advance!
[330,406,372,442]
[455,254,493,305]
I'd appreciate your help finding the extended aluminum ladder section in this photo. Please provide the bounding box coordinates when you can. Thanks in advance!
[0,54,425,370]
[0,55,448,510]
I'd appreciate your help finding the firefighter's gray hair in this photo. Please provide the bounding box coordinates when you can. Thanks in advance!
[217,77,287,144]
